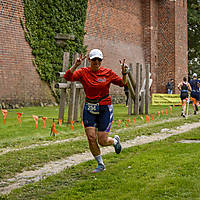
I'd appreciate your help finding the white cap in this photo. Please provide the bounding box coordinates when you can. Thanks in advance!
[89,49,103,60]
[193,73,197,77]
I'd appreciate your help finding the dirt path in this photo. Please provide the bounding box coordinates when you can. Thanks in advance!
[0,116,181,156]
[1,121,200,195]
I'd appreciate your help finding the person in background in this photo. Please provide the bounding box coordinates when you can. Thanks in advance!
[124,84,129,107]
[64,49,128,173]
[189,73,200,115]
[178,77,192,117]
[166,79,174,94]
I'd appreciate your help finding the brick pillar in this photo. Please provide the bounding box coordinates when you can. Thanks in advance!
[174,0,188,94]
[157,0,187,94]
[142,0,159,95]
[143,0,187,94]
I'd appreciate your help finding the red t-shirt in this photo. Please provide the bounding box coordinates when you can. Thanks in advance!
[64,66,124,105]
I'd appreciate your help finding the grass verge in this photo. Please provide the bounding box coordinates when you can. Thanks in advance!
[0,105,199,181]
[2,127,200,200]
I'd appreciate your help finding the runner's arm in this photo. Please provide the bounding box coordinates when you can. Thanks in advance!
[70,54,86,73]
[177,83,182,91]
[64,68,83,81]
[187,83,192,92]
[64,54,86,81]
[120,59,128,85]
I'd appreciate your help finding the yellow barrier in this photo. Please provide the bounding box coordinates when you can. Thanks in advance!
[152,93,181,105]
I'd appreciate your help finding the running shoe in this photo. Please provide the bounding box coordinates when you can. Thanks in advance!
[194,111,197,115]
[114,135,122,154]
[91,164,105,173]
[181,112,183,116]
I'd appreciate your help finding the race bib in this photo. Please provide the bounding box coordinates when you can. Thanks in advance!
[85,103,99,114]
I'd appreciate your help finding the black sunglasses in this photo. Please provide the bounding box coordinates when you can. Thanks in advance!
[91,58,102,62]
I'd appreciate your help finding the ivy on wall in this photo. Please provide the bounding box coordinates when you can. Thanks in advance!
[22,0,88,100]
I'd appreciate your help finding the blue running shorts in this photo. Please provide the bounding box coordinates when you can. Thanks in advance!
[191,91,200,101]
[83,104,113,132]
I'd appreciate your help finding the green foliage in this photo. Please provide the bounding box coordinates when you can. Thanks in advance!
[23,0,88,98]
[188,0,200,77]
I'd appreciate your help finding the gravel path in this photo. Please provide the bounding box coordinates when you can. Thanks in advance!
[1,121,200,195]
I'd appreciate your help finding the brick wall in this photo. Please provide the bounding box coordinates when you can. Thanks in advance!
[0,0,188,107]
[0,0,55,107]
[84,0,188,95]
[84,0,145,96]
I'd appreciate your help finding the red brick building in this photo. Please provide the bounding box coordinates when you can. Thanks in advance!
[84,0,188,96]
[0,0,187,106]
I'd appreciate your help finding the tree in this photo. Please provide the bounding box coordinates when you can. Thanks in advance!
[188,0,200,76]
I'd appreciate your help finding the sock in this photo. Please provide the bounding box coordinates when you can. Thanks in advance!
[95,155,104,166]
[114,138,118,145]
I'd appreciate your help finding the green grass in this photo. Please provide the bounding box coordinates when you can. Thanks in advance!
[0,106,84,148]
[0,104,200,199]
[0,104,191,149]
[3,127,200,200]
[0,104,198,181]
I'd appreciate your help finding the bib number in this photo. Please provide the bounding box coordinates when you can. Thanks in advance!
[85,103,99,114]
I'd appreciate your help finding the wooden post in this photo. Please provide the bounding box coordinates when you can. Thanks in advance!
[139,64,143,91]
[128,65,133,115]
[127,79,135,102]
[55,33,75,122]
[55,33,75,48]
[68,82,76,122]
[140,91,145,114]
[58,52,70,122]
[134,63,140,115]
[127,63,136,103]
[139,64,144,114]
[80,90,85,121]
[74,88,80,122]
[145,64,150,114]
[68,53,78,122]
[128,95,133,115]
[73,53,81,122]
